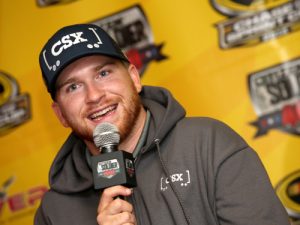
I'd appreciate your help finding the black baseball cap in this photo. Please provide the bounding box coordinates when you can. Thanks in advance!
[39,23,129,99]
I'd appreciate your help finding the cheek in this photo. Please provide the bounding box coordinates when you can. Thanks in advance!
[59,98,81,118]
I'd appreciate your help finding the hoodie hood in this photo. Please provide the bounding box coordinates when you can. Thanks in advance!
[49,133,94,193]
[48,85,186,193]
[140,86,186,152]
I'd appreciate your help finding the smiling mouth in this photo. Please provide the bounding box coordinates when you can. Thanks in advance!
[89,105,117,121]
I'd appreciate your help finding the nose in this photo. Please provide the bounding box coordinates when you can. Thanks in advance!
[85,82,104,104]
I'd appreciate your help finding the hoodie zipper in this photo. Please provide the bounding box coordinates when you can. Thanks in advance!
[131,188,141,225]
[130,146,145,225]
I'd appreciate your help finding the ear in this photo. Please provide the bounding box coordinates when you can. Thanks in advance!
[128,64,142,93]
[51,102,70,128]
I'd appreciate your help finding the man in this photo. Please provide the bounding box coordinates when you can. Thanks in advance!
[35,23,290,225]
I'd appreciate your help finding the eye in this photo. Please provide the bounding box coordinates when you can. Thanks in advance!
[98,70,110,78]
[66,83,80,92]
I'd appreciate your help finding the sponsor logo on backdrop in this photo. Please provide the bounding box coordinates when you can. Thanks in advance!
[0,71,31,136]
[248,58,300,137]
[276,170,300,224]
[36,0,77,7]
[0,176,47,223]
[211,0,300,49]
[91,4,168,76]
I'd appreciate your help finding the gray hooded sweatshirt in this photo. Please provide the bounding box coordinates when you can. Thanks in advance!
[34,86,290,225]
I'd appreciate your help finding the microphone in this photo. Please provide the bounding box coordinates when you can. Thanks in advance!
[91,122,137,190]
[93,122,120,153]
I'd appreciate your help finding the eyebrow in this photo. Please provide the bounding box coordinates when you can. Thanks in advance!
[55,59,118,91]
[94,59,116,72]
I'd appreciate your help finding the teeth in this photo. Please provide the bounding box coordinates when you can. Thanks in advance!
[90,105,115,119]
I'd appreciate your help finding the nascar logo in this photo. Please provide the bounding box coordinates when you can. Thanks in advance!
[0,71,31,135]
[276,170,300,221]
[248,57,300,137]
[210,0,289,16]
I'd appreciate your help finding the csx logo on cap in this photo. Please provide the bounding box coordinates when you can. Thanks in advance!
[51,32,88,56]
[42,27,104,72]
